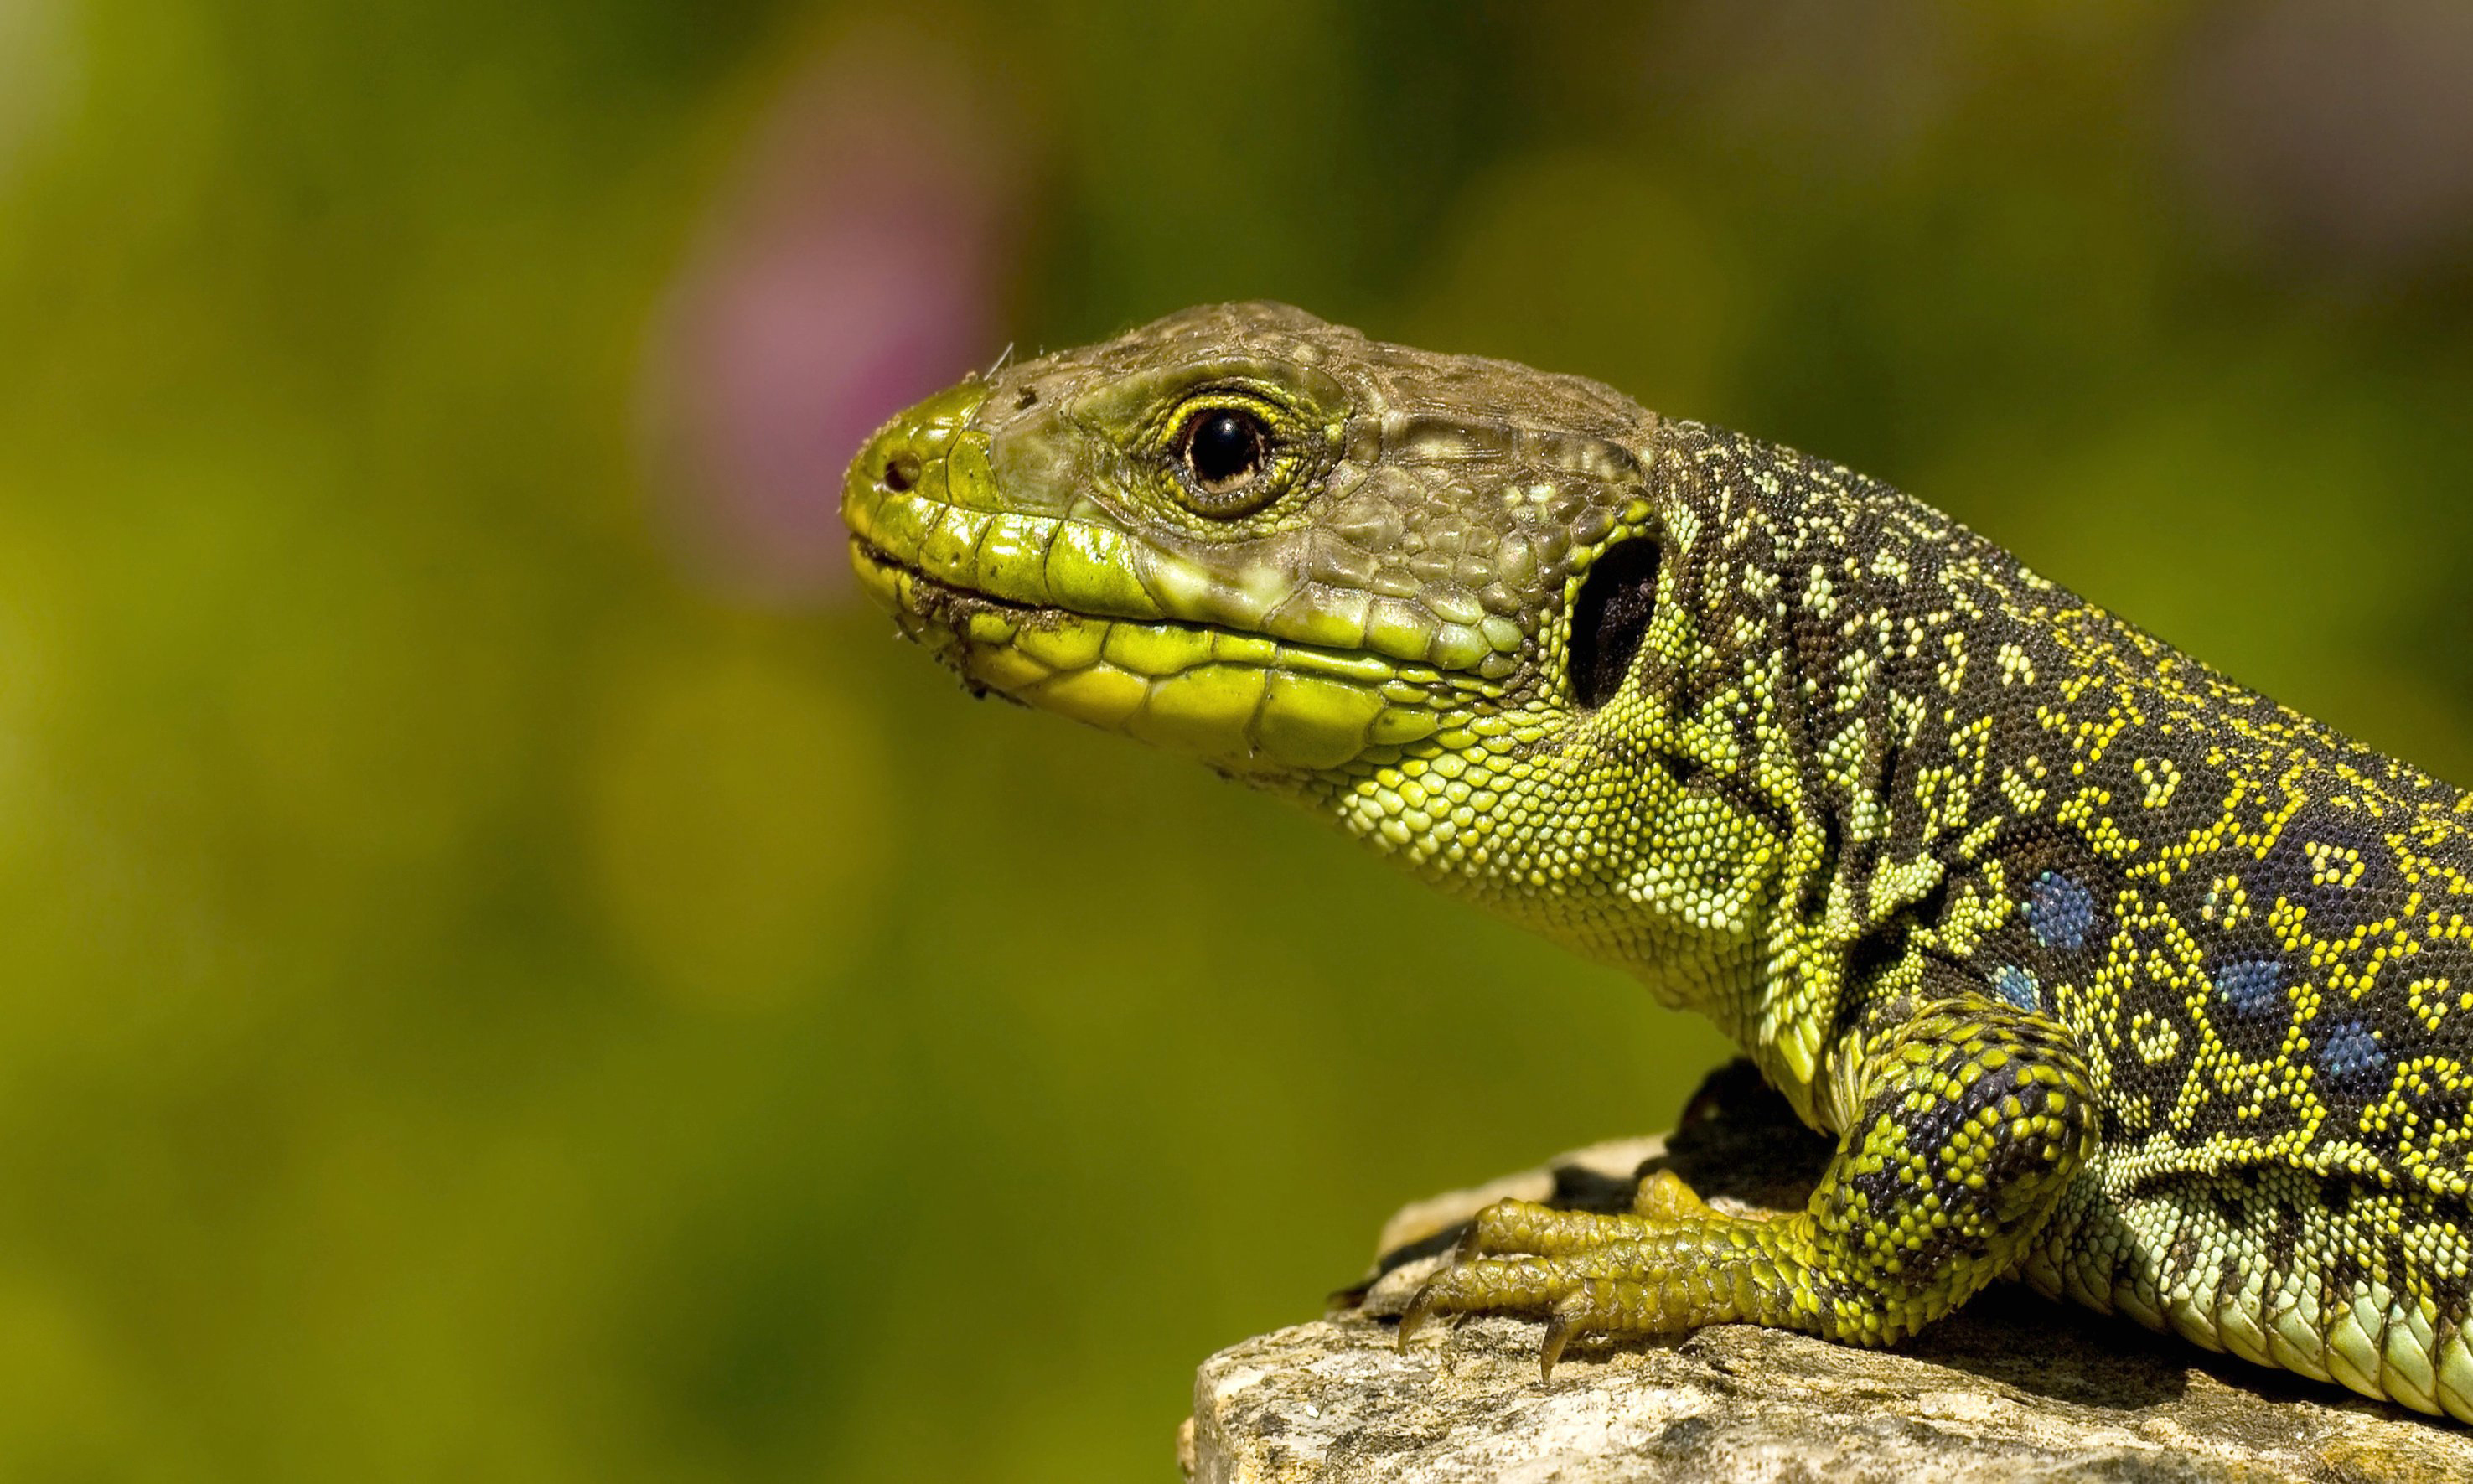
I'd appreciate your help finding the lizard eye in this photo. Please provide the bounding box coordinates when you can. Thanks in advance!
[1177,408,1271,509]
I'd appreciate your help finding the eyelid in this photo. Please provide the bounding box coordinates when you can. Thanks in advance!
[1161,389,1287,443]
[1068,355,1347,442]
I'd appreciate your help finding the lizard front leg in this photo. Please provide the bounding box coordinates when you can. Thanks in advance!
[1399,996,2098,1376]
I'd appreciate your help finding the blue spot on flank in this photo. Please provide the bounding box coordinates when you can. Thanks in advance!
[1993,964,2041,1011]
[2024,871,2095,950]
[2317,1016,2387,1092]
[2215,959,2285,1021]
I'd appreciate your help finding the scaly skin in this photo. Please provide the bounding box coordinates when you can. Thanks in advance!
[841,302,2473,1418]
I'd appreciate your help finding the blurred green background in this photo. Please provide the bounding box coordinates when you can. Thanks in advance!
[8,1,2473,1477]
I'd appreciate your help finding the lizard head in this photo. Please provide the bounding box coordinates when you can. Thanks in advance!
[841,302,1661,773]
[843,302,1787,984]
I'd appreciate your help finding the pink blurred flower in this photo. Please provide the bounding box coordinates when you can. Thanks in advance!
[645,26,1025,603]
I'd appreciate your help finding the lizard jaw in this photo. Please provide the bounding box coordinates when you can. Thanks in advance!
[850,533,1472,775]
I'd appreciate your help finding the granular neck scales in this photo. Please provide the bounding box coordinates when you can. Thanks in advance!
[843,302,2473,1420]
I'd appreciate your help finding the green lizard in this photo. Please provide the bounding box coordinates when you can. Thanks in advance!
[841,302,2473,1419]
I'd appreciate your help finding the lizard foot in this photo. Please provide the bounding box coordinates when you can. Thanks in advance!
[1395,1001,2098,1378]
[1399,1190,1802,1379]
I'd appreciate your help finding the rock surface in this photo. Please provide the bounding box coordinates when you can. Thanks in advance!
[1180,1064,2473,1483]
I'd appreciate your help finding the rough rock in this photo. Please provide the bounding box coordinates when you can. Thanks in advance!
[1180,1063,2473,1483]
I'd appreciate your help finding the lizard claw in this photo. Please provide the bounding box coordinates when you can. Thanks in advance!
[1396,1282,1441,1352]
[1540,1304,1581,1381]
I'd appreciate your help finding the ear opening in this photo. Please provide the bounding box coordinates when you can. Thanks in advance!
[1566,539,1663,710]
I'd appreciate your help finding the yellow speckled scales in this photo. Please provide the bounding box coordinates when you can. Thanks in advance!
[843,302,2473,1422]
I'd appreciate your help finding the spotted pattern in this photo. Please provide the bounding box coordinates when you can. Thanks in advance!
[2319,1017,2388,1092]
[1994,964,2041,1012]
[2217,959,2287,1021]
[2025,871,2096,951]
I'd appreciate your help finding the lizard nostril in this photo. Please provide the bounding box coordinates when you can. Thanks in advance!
[882,452,922,492]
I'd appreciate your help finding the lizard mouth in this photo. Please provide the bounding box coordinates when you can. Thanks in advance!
[847,532,1478,774]
[849,533,1048,628]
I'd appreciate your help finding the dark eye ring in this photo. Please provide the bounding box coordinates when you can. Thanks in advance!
[1178,408,1271,505]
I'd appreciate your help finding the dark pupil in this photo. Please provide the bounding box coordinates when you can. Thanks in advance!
[1189,412,1263,487]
